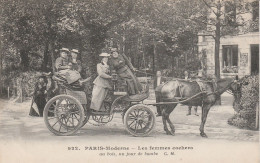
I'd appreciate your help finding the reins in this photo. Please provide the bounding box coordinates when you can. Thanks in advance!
[135,69,215,83]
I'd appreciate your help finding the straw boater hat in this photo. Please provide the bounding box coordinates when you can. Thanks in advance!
[59,48,70,53]
[99,53,110,57]
[71,49,79,54]
[71,49,79,58]
[110,48,117,52]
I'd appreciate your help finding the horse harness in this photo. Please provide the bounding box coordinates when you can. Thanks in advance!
[175,78,219,105]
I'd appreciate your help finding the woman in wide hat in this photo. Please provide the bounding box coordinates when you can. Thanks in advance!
[90,53,112,111]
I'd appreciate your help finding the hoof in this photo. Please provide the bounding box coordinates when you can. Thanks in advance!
[170,131,175,136]
[195,114,199,116]
[166,131,175,136]
[186,113,191,116]
[166,131,171,135]
[200,132,208,138]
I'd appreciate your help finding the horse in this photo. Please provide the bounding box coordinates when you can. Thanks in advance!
[155,77,240,137]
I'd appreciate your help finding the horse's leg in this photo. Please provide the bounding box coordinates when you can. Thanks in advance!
[199,104,211,138]
[186,106,192,116]
[162,107,171,135]
[165,104,177,135]
[194,106,199,116]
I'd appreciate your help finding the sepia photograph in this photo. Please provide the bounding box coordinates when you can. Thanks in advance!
[0,0,259,162]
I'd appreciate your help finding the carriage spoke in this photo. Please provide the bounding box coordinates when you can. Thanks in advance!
[51,116,62,127]
[139,122,143,129]
[129,113,136,118]
[138,110,145,117]
[142,114,150,119]
[134,122,138,133]
[137,109,140,116]
[132,110,138,117]
[73,114,80,122]
[128,119,136,127]
[71,116,75,127]
[127,116,136,120]
[65,117,70,131]
[59,118,63,132]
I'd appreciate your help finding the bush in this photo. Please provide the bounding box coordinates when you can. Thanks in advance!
[228,75,259,130]
[2,70,43,98]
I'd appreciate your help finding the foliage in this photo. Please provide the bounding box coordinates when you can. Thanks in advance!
[228,75,259,130]
[2,69,43,98]
[162,57,202,78]
[3,0,256,99]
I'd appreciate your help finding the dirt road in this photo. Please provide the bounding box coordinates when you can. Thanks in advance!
[0,93,259,163]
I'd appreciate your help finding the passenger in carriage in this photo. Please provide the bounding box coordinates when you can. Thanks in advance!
[55,48,70,74]
[70,49,82,73]
[55,48,90,85]
[90,53,112,112]
[109,48,142,96]
[69,49,90,85]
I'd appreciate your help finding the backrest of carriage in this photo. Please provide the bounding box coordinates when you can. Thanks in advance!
[112,73,150,96]
[51,74,89,105]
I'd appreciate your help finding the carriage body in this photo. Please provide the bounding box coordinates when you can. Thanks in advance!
[43,74,156,137]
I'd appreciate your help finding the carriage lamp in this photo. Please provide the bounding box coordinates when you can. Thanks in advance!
[111,71,118,91]
[111,73,118,81]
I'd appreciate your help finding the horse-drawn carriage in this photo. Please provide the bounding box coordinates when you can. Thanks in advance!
[43,73,156,137]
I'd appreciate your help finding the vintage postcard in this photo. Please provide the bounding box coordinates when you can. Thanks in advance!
[0,0,259,162]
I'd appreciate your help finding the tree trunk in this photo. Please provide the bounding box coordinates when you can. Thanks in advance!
[20,49,29,71]
[185,52,188,65]
[87,30,106,74]
[215,14,221,105]
[41,41,49,72]
[0,25,2,95]
[215,23,221,79]
[50,42,56,72]
[153,37,156,73]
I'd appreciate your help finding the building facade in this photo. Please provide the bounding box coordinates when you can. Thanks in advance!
[198,32,259,78]
[197,0,259,78]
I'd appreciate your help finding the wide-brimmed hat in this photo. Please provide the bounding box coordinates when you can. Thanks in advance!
[71,49,79,54]
[60,48,70,53]
[99,53,110,57]
[110,48,117,52]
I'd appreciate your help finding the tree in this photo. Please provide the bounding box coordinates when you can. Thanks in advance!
[59,0,137,73]
[200,0,252,79]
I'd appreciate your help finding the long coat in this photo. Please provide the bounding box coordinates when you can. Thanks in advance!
[90,63,111,111]
[109,53,142,95]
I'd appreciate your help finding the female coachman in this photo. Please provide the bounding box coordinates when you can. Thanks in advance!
[109,48,142,96]
[90,53,112,111]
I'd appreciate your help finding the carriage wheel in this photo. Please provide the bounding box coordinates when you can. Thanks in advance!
[124,104,156,137]
[43,95,84,136]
